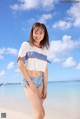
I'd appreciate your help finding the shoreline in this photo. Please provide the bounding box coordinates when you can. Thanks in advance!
[0,80,80,86]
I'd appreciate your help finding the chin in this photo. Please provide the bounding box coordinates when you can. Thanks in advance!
[34,39,41,42]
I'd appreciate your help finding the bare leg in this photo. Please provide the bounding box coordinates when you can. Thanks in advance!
[23,84,45,119]
[37,83,44,104]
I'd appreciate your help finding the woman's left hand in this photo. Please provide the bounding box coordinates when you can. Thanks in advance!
[42,87,47,99]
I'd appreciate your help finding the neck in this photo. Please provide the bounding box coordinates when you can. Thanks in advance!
[33,41,42,48]
[33,42,40,47]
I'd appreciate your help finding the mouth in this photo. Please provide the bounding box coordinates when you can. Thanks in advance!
[35,37,40,40]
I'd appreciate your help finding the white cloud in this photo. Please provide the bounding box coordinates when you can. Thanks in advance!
[41,0,56,9]
[38,14,52,23]
[7,62,15,70]
[53,20,72,29]
[0,48,6,55]
[52,3,80,29]
[11,0,39,10]
[6,48,18,56]
[0,70,6,79]
[0,55,3,60]
[15,68,20,73]
[67,3,80,27]
[10,0,56,11]
[0,48,6,59]
[62,57,76,67]
[48,35,80,63]
[62,35,76,49]
[75,63,80,70]
[0,47,18,60]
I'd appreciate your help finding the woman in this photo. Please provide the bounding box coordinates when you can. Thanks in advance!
[17,22,50,119]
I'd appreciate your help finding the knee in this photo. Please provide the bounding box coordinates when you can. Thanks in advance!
[35,110,45,119]
[40,111,45,118]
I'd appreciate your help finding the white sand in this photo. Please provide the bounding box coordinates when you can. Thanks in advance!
[0,108,32,119]
[0,105,80,119]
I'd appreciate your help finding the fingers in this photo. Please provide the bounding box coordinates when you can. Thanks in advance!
[41,93,47,100]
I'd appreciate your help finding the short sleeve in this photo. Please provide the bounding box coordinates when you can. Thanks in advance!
[17,42,29,62]
[18,42,28,58]
[46,48,51,63]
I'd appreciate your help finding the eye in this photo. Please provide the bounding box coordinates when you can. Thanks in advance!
[34,31,37,34]
[40,32,43,34]
[35,32,38,35]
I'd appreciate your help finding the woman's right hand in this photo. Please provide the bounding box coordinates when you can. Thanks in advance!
[29,81,38,93]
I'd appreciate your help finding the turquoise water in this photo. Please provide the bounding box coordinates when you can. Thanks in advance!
[47,81,80,106]
[48,81,80,98]
[0,81,80,104]
[0,81,80,119]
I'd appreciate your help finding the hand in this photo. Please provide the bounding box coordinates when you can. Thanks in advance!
[29,81,38,93]
[42,87,47,99]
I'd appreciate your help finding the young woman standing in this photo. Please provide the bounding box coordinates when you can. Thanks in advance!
[17,22,50,119]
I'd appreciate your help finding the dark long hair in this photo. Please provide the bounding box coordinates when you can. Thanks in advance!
[29,22,49,49]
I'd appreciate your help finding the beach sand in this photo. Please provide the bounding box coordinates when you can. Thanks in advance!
[0,101,80,119]
[0,108,32,119]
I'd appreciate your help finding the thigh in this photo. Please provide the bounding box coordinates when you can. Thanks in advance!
[37,83,44,104]
[23,86,44,113]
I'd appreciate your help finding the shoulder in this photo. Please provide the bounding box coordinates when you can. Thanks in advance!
[42,46,48,55]
[21,41,29,46]
[42,47,48,52]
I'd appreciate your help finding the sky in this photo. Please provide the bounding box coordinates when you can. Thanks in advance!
[0,0,80,83]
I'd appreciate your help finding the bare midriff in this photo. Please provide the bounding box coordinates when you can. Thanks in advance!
[26,70,43,77]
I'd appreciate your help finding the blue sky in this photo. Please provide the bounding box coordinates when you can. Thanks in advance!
[0,0,80,83]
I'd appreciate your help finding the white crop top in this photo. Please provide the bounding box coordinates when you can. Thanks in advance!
[18,41,50,72]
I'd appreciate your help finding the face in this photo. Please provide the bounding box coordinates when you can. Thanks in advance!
[33,27,45,43]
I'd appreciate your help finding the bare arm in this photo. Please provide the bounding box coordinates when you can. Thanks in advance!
[18,58,38,92]
[41,63,48,99]
[18,57,33,85]
[43,63,48,89]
